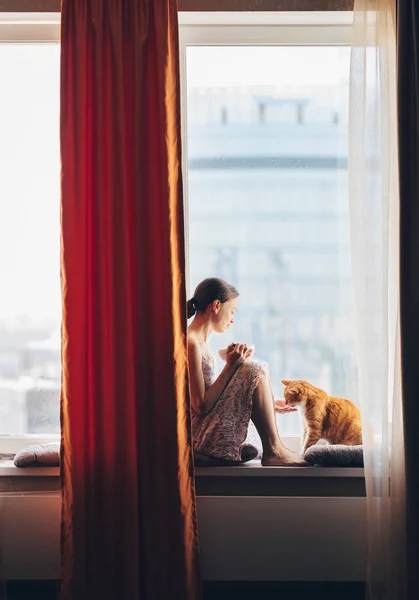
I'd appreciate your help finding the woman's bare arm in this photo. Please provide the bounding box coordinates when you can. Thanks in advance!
[188,338,238,416]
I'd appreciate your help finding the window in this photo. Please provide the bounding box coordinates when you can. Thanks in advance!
[180,12,357,437]
[0,12,356,450]
[0,16,61,444]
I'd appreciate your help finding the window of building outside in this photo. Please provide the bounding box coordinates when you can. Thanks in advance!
[184,44,357,437]
[0,43,61,437]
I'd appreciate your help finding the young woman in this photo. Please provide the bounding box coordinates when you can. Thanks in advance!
[187,277,307,466]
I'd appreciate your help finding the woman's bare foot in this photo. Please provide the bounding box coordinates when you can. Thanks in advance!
[261,449,308,467]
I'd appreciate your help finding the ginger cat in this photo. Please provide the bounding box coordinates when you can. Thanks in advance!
[282,379,362,453]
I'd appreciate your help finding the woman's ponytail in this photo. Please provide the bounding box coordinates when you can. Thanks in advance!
[187,298,197,319]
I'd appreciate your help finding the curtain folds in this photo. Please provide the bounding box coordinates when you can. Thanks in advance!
[397,2,419,599]
[60,1,200,599]
[349,1,407,599]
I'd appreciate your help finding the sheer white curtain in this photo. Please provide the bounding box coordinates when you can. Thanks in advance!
[349,1,406,598]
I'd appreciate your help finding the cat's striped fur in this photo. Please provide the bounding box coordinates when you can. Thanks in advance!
[282,379,362,453]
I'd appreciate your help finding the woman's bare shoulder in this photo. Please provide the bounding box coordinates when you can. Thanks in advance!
[187,336,202,356]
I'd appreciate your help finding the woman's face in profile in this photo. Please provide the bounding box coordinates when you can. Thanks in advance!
[213,298,237,333]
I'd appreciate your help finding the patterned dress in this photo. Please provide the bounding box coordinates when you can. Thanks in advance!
[191,354,264,462]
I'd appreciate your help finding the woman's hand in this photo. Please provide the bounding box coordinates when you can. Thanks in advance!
[221,343,254,364]
[225,342,253,369]
[274,399,297,414]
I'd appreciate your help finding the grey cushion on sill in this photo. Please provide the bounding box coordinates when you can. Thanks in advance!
[14,442,60,468]
[304,443,364,467]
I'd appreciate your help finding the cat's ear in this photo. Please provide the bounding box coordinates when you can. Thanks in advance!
[281,379,291,386]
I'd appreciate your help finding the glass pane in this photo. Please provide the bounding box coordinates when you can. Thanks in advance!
[185,46,356,435]
[0,44,61,435]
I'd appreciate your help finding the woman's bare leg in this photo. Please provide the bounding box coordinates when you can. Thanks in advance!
[251,368,307,466]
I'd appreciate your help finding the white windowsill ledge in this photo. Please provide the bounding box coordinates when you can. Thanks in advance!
[0,460,59,476]
[195,460,364,477]
[0,459,364,478]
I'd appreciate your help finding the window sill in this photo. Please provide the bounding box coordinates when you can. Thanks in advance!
[195,459,364,478]
[0,458,365,479]
[0,460,365,497]
[0,460,59,477]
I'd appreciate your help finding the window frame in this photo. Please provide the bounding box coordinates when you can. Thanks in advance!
[0,12,60,42]
[0,13,60,454]
[179,11,353,451]
[0,11,355,458]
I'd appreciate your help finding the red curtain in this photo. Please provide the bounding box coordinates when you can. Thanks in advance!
[59,1,200,599]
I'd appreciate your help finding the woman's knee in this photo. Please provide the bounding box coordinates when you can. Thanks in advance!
[237,360,269,382]
[257,366,269,383]
[239,359,262,372]
[241,361,269,384]
[252,363,268,377]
